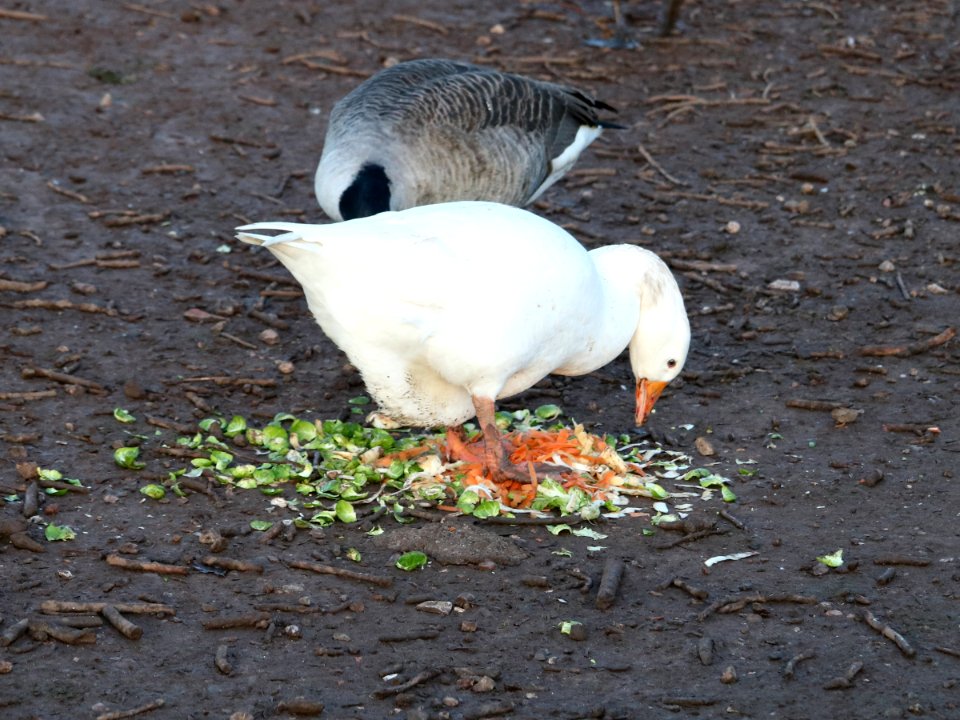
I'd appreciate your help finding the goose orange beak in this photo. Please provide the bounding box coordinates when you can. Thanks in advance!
[635,379,669,426]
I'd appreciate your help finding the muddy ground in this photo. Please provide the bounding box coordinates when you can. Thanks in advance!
[2,1,959,718]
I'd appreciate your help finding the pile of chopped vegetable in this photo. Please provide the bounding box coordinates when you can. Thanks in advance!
[123,403,736,528]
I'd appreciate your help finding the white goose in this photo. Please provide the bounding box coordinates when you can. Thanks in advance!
[236,202,689,481]
[315,58,620,221]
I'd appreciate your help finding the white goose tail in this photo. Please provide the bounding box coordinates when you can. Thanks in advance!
[235,222,311,248]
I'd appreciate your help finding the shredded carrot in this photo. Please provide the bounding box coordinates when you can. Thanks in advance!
[372,442,435,466]
[373,425,647,510]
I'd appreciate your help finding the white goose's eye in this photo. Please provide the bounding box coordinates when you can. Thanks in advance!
[667,359,677,369]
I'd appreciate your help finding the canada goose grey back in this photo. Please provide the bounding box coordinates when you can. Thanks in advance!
[315,58,620,221]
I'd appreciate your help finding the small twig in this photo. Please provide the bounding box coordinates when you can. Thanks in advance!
[214,644,233,675]
[659,696,719,709]
[275,698,326,716]
[391,13,448,34]
[168,375,277,387]
[0,618,30,647]
[216,332,258,350]
[0,278,48,293]
[595,558,624,610]
[699,593,818,621]
[202,614,270,631]
[257,521,284,545]
[656,527,725,549]
[95,698,165,720]
[38,477,90,494]
[823,660,864,690]
[895,272,911,301]
[862,609,915,658]
[872,555,930,567]
[20,366,107,392]
[101,606,142,640]
[141,164,195,175]
[718,509,746,530]
[41,600,175,616]
[45,181,89,203]
[29,620,96,645]
[0,389,57,402]
[372,669,441,699]
[201,556,264,573]
[668,577,709,601]
[11,298,119,317]
[935,646,960,659]
[377,629,442,643]
[102,212,169,228]
[859,326,955,357]
[636,142,687,186]
[288,559,393,588]
[783,651,816,679]
[104,554,189,576]
[666,259,739,274]
[785,398,844,412]
[0,8,48,20]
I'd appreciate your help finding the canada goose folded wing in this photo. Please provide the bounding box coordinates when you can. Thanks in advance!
[315,59,620,220]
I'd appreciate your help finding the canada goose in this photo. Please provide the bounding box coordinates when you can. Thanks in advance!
[314,58,620,221]
[237,201,690,482]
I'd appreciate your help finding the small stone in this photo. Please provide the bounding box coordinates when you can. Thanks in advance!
[471,676,496,693]
[698,636,715,666]
[878,259,896,272]
[827,305,849,321]
[442,696,460,707]
[259,328,280,345]
[724,220,741,234]
[568,623,588,641]
[123,380,146,400]
[800,182,815,195]
[416,601,453,616]
[720,665,738,684]
[831,407,861,426]
[926,282,949,295]
[276,360,295,375]
[460,621,478,633]
[71,281,97,295]
[768,279,801,292]
[694,436,715,457]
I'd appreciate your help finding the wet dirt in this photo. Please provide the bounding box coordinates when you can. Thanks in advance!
[1,1,959,719]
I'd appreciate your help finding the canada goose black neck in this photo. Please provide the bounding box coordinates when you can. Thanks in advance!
[339,163,391,220]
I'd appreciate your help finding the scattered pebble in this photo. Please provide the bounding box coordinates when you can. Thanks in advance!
[831,407,861,426]
[277,360,295,375]
[768,279,800,292]
[694,436,716,457]
[259,328,280,345]
[416,601,453,616]
[471,675,496,693]
[724,220,741,234]
[720,666,738,684]
[878,260,896,272]
[827,305,849,321]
